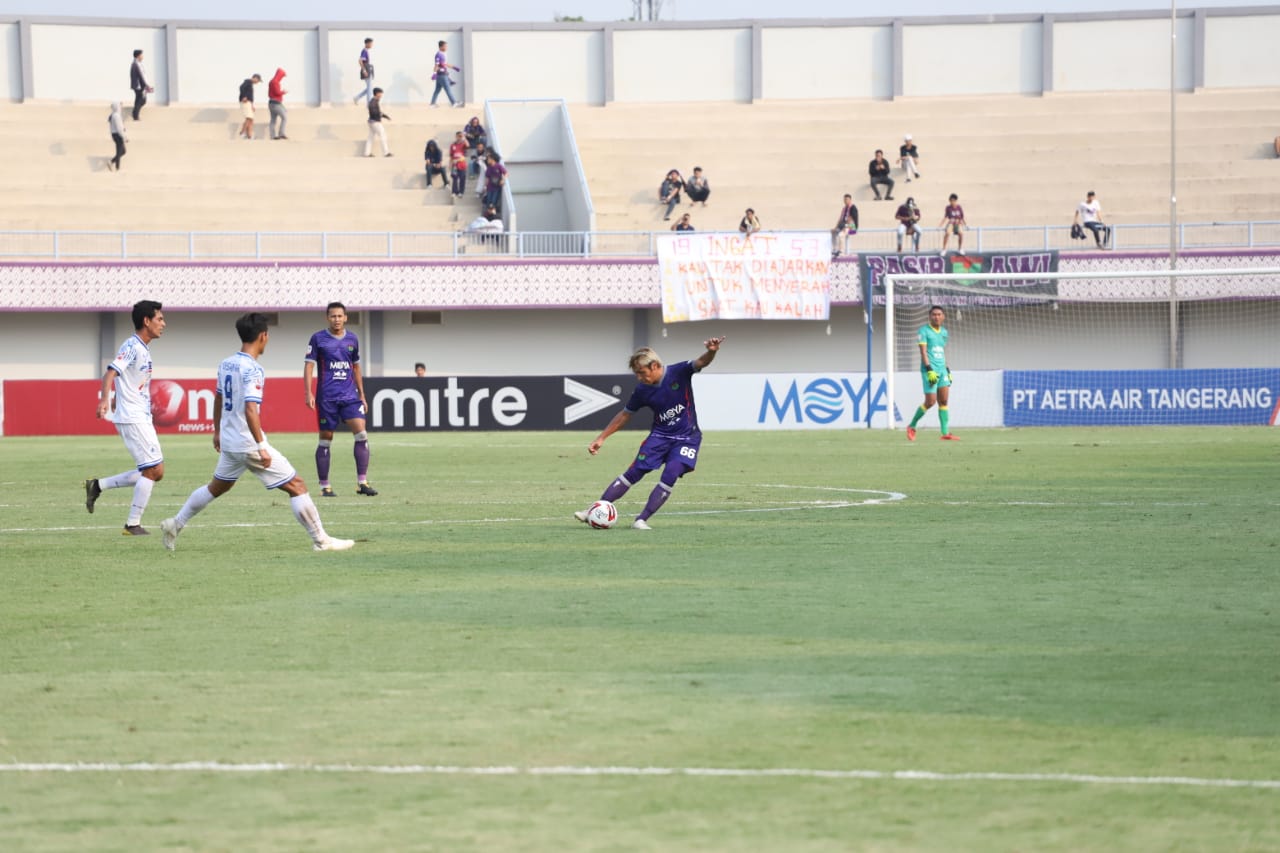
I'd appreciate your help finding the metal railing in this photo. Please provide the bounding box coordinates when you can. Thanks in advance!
[2,221,1279,261]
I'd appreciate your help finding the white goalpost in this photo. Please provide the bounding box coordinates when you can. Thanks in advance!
[880,267,1280,431]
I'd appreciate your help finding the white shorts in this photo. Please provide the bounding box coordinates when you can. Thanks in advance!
[116,421,163,470]
[240,101,255,119]
[213,444,297,490]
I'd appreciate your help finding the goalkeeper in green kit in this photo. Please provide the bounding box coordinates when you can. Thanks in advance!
[906,305,958,441]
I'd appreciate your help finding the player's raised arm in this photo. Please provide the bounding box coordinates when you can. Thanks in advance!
[694,336,725,370]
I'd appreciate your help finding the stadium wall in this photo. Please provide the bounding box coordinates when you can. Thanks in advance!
[0,251,1275,383]
[4,8,1280,106]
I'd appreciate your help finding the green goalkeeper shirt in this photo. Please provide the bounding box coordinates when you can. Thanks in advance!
[917,323,949,371]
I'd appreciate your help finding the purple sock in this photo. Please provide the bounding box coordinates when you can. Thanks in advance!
[638,483,672,521]
[354,439,370,479]
[315,443,331,484]
[600,474,634,503]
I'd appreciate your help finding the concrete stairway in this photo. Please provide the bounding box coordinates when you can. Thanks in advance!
[0,102,482,233]
[2,88,1278,244]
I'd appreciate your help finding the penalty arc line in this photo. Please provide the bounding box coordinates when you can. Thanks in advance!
[0,762,1277,789]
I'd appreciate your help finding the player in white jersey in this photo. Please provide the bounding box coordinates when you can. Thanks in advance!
[84,299,166,535]
[160,313,354,553]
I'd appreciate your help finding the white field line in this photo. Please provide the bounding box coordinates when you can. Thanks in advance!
[0,485,907,533]
[0,762,1277,789]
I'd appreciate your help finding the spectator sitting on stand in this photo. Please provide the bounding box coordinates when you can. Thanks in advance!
[463,116,487,149]
[899,133,921,182]
[671,212,695,232]
[659,169,683,221]
[895,197,922,252]
[869,149,895,201]
[424,139,446,188]
[739,208,762,235]
[831,193,859,257]
[685,167,710,206]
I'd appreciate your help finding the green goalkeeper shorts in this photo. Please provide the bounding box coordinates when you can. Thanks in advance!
[921,367,953,393]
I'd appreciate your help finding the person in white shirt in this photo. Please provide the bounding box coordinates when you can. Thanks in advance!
[1073,190,1111,249]
[161,313,354,553]
[85,300,166,535]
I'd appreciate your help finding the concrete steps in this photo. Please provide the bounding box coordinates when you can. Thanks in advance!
[1,88,1277,240]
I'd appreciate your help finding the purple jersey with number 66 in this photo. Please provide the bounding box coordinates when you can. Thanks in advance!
[626,360,702,439]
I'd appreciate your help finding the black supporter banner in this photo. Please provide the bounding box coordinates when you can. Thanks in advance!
[858,250,1061,300]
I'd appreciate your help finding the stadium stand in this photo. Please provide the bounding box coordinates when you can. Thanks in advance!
[2,88,1279,240]
[0,102,476,233]
[569,90,1280,235]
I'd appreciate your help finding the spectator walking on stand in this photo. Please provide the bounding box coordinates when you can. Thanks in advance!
[353,37,374,105]
[267,68,288,140]
[107,102,127,171]
[896,197,922,252]
[424,139,446,188]
[899,134,921,182]
[304,302,378,498]
[831,193,859,257]
[869,149,895,200]
[939,193,967,253]
[1074,190,1111,249]
[431,40,461,108]
[84,299,167,536]
[129,49,153,121]
[237,73,261,140]
[659,169,683,220]
[573,337,726,531]
[685,166,710,206]
[739,208,762,235]
[364,88,391,157]
[161,312,355,553]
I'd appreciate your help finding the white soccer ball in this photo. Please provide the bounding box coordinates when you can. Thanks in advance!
[586,500,618,529]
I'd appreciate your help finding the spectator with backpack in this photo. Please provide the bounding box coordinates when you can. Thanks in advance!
[1073,190,1111,249]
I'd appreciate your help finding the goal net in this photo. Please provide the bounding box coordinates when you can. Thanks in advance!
[881,267,1280,430]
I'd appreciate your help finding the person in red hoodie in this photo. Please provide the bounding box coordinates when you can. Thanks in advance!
[268,68,288,140]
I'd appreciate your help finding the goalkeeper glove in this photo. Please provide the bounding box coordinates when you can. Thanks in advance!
[926,369,939,385]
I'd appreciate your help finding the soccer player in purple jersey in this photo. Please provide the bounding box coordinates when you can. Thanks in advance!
[574,336,725,530]
[303,302,377,497]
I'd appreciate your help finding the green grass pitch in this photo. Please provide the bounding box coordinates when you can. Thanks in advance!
[1,427,1278,851]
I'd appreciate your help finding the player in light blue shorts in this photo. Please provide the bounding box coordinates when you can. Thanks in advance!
[162,313,355,553]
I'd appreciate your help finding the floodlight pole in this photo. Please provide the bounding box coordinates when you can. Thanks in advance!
[1169,0,1181,368]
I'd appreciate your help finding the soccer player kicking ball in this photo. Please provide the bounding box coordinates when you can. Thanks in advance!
[161,313,355,553]
[575,336,725,530]
[906,305,958,441]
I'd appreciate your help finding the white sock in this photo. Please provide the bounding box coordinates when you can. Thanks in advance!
[102,470,140,490]
[126,476,154,526]
[291,493,328,544]
[175,485,216,527]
